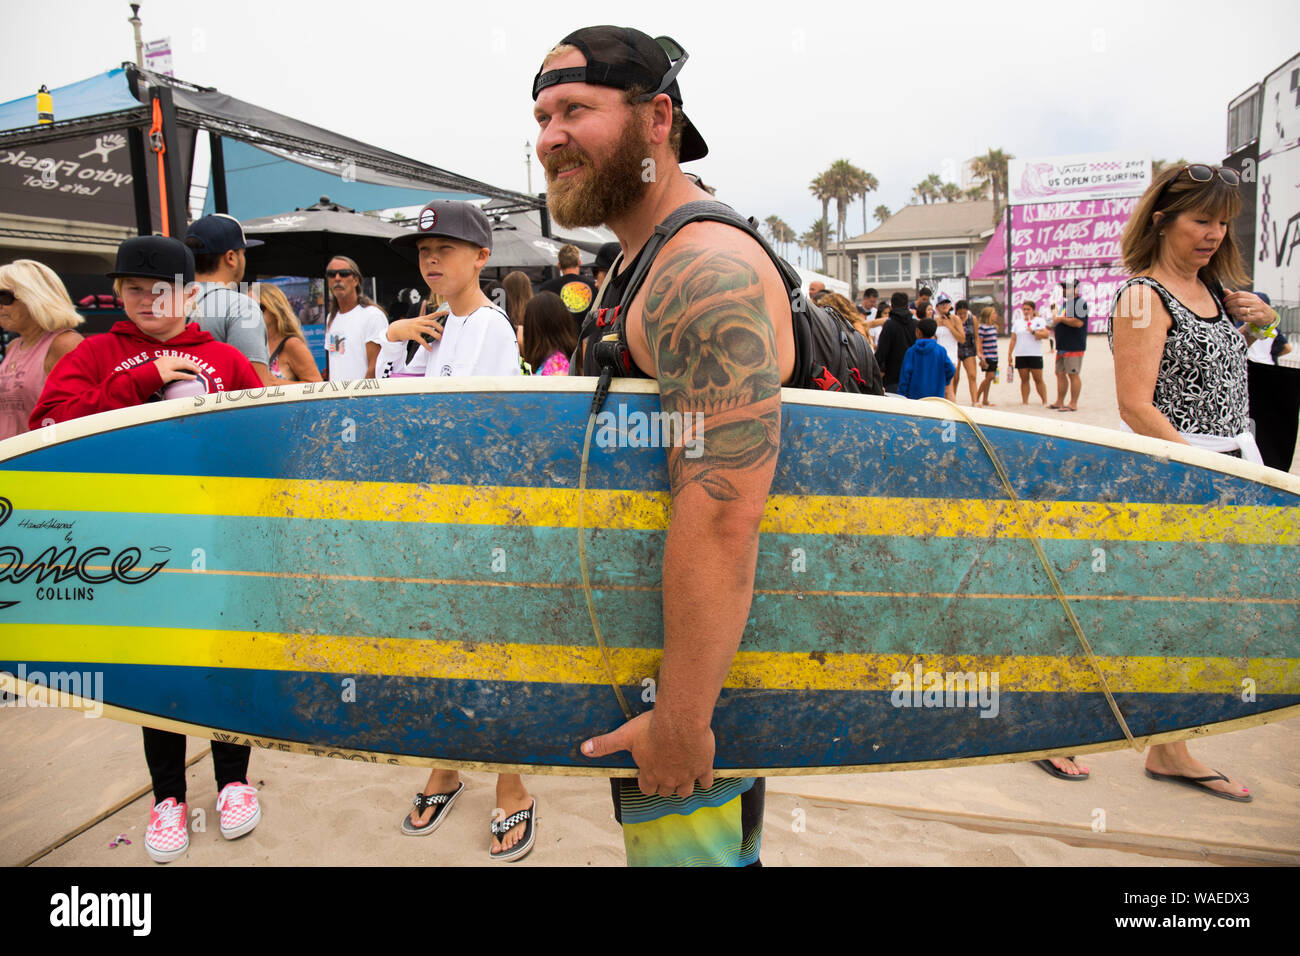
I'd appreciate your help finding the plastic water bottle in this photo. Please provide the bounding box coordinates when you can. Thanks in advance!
[162,378,207,401]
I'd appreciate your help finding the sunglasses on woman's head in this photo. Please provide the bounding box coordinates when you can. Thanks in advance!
[0,290,14,305]
[325,269,355,278]
[1154,164,1240,211]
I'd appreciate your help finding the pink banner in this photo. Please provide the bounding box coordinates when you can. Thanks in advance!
[1009,197,1137,270]
[1006,196,1138,331]
[1011,266,1129,334]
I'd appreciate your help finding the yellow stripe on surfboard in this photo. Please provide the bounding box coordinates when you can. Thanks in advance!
[3,471,1298,544]
[4,624,1297,695]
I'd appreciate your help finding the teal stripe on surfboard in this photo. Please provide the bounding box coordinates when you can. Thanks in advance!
[9,568,1298,659]
[9,509,1299,603]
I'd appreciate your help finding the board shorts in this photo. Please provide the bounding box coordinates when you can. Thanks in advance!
[1015,356,1044,370]
[610,776,765,867]
[982,359,998,372]
[1055,352,1084,375]
[958,344,978,361]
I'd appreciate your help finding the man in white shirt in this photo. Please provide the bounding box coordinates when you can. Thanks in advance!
[324,256,387,380]
[381,200,520,378]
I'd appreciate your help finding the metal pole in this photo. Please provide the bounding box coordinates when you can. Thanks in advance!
[209,132,228,215]
[1003,202,1012,334]
[129,4,144,69]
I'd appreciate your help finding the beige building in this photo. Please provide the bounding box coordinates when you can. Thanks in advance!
[827,200,1001,305]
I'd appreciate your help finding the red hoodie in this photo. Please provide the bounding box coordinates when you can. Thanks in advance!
[30,320,263,428]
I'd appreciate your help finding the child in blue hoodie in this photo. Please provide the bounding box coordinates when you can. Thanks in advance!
[899,317,956,399]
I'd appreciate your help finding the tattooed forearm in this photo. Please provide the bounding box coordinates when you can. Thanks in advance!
[642,244,782,501]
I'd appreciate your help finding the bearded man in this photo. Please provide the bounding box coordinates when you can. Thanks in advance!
[533,26,795,867]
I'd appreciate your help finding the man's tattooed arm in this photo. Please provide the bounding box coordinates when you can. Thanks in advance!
[640,243,782,501]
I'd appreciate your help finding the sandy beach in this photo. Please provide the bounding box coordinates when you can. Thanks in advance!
[3,336,1297,868]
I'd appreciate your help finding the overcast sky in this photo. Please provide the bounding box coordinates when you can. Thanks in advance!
[4,0,1297,248]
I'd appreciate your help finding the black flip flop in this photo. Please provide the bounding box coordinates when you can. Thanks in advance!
[400,782,465,835]
[1035,757,1090,781]
[1144,768,1252,803]
[488,798,536,862]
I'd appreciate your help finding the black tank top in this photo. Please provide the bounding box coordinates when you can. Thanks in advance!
[576,243,652,378]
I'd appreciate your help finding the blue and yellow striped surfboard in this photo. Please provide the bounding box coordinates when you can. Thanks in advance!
[1,377,1296,775]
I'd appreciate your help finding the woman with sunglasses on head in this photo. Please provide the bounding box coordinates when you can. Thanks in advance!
[0,260,84,441]
[1109,162,1262,803]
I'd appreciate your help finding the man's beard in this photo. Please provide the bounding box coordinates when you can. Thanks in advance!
[544,115,651,228]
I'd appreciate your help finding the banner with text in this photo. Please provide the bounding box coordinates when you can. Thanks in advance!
[1009,152,1151,205]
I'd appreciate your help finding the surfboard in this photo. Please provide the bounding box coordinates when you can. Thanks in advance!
[1,377,1297,776]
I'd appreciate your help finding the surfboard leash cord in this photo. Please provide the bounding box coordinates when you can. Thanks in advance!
[920,397,1141,753]
[579,369,635,721]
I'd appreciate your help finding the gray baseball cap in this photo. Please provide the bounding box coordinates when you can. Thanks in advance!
[391,200,493,252]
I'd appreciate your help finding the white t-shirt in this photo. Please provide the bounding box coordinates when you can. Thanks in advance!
[934,316,960,365]
[378,305,520,378]
[1012,315,1048,358]
[326,304,388,381]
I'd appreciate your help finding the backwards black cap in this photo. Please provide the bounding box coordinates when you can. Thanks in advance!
[532,25,708,163]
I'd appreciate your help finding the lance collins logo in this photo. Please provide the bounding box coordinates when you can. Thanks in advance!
[49,886,151,936]
[890,663,999,718]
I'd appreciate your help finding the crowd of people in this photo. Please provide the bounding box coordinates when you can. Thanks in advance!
[0,23,1294,869]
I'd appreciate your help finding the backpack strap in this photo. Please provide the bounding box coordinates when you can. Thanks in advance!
[615,200,799,312]
[591,201,801,379]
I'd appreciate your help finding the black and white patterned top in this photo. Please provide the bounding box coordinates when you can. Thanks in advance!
[1108,277,1248,437]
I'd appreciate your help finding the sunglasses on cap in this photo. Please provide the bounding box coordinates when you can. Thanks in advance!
[636,36,688,102]
[0,290,14,306]
[325,269,355,278]
[1155,164,1240,210]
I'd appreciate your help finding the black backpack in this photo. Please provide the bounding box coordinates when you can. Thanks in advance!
[588,200,884,395]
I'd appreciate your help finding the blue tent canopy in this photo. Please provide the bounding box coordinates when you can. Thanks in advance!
[0,69,140,131]
[200,139,463,219]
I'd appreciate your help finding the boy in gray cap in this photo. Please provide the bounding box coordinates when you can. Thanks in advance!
[382,199,520,379]
[384,200,527,858]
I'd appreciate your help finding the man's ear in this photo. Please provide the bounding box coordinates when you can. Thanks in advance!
[476,247,491,269]
[225,249,241,271]
[646,93,672,147]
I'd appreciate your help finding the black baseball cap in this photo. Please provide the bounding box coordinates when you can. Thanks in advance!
[532,26,708,163]
[184,213,264,254]
[391,200,493,252]
[594,241,621,273]
[108,235,195,284]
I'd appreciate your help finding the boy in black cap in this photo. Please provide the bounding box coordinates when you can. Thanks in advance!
[383,199,520,380]
[534,26,776,868]
[31,234,264,863]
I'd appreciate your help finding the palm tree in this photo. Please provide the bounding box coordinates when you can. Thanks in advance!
[940,182,962,203]
[764,214,782,250]
[827,159,863,280]
[873,204,891,226]
[859,170,880,234]
[964,184,988,201]
[809,171,834,278]
[802,218,830,272]
[972,148,1014,222]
